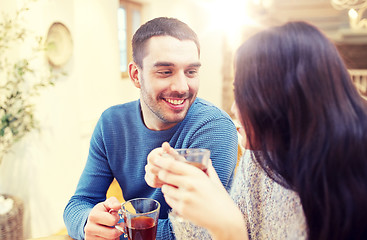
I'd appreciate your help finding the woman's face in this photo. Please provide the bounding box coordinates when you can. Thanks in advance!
[231,101,249,149]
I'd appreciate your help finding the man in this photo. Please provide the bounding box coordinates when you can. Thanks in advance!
[63,17,238,240]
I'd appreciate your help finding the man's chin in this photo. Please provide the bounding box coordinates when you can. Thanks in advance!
[166,117,185,124]
[164,113,187,124]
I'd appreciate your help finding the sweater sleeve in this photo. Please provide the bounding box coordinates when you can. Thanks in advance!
[156,218,175,240]
[169,213,212,240]
[63,118,114,239]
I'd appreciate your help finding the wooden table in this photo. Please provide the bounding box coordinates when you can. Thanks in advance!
[28,235,73,240]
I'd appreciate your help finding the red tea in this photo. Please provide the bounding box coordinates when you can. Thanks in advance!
[188,161,207,172]
[126,216,157,240]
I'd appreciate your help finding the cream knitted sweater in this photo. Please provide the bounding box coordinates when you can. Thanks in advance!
[169,150,308,239]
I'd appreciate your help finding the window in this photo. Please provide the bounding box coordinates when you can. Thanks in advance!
[118,0,142,78]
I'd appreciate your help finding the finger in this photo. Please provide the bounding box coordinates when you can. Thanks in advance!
[85,221,123,239]
[92,227,123,239]
[147,146,176,170]
[145,171,164,188]
[161,184,180,200]
[162,184,200,217]
[86,234,106,240]
[161,184,184,212]
[89,199,121,226]
[145,163,165,187]
[159,169,199,191]
[145,162,161,176]
[162,142,184,160]
[147,147,163,165]
[105,197,121,212]
[115,221,126,233]
[155,156,202,176]
[144,169,155,184]
[98,228,123,239]
[206,160,217,178]
[206,160,224,187]
[89,208,119,227]
[162,142,171,152]
[164,192,179,210]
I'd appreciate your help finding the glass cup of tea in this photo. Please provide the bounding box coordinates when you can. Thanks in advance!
[169,148,210,222]
[175,148,211,172]
[116,198,161,240]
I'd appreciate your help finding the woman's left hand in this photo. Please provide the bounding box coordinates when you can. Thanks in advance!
[153,143,248,239]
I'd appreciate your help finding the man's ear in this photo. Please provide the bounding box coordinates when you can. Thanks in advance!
[128,62,141,88]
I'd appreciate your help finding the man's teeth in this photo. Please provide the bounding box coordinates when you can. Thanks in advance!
[166,99,184,105]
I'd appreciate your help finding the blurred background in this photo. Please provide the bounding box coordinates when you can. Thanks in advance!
[0,0,366,238]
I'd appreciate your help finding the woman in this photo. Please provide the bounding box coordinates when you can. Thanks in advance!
[145,21,367,240]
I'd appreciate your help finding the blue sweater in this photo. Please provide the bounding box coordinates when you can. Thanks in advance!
[63,98,238,239]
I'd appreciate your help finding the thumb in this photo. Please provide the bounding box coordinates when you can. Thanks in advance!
[162,142,172,153]
[207,159,223,187]
[162,142,178,156]
[104,197,121,212]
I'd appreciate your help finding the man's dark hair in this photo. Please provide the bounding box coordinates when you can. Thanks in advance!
[132,17,200,68]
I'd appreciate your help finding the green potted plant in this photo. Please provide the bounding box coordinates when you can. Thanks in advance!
[0,3,58,164]
[0,2,59,238]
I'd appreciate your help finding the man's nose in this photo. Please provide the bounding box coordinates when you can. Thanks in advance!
[170,72,189,93]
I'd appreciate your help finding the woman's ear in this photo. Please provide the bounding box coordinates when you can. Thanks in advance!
[128,62,141,88]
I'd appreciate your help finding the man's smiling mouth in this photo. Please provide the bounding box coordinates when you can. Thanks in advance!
[164,98,185,105]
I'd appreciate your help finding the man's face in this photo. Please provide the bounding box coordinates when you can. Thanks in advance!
[134,36,201,131]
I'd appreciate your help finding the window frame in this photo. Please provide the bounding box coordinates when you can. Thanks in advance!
[118,0,142,78]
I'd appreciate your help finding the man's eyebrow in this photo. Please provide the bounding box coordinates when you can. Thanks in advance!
[152,62,202,68]
[153,62,174,67]
[189,62,202,68]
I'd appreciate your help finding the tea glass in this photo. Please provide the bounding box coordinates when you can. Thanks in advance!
[170,148,210,221]
[174,148,210,172]
[116,198,161,240]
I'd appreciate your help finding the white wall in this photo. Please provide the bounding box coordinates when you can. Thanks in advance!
[0,0,224,238]
[0,0,137,237]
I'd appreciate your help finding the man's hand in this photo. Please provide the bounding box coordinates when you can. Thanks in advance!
[84,197,123,240]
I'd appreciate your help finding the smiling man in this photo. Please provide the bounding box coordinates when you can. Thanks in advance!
[63,17,238,240]
[131,35,201,130]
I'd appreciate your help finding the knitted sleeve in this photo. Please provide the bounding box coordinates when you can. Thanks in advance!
[63,117,114,239]
[169,213,212,240]
[231,151,307,240]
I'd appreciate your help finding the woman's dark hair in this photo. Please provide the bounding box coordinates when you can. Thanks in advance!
[234,21,367,239]
[132,17,200,68]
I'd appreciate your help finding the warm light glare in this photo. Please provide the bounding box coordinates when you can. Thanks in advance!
[208,0,248,29]
[204,0,257,47]
[252,0,261,5]
[348,8,358,20]
[331,0,367,29]
[348,8,359,29]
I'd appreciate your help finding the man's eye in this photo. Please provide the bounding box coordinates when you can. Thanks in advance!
[186,70,198,77]
[157,70,172,75]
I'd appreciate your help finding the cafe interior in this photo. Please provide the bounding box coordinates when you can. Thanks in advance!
[0,0,366,239]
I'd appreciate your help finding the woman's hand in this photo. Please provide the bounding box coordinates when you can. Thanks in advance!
[152,142,248,240]
[145,143,177,188]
